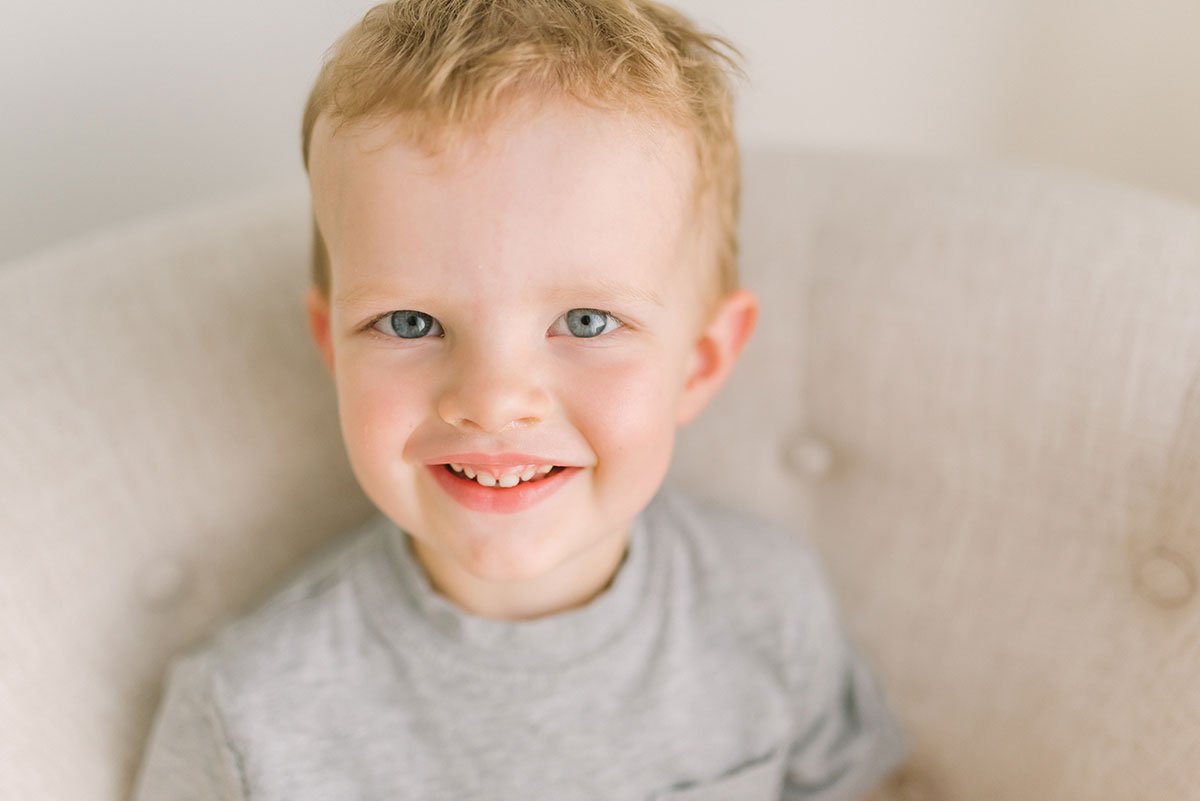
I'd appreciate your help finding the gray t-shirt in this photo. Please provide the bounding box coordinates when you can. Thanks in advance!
[131,485,909,801]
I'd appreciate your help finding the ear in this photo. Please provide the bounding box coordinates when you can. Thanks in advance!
[303,285,336,377]
[675,288,759,427]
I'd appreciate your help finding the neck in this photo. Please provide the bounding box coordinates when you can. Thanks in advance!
[406,525,632,621]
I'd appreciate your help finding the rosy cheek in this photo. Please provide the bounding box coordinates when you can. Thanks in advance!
[566,358,676,451]
[339,361,428,450]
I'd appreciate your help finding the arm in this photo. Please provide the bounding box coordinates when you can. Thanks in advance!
[777,544,910,801]
[130,649,249,801]
[779,644,909,801]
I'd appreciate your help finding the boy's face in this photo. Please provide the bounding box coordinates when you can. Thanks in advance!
[305,94,756,620]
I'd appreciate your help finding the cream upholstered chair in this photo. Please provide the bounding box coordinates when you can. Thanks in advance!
[2,147,1199,801]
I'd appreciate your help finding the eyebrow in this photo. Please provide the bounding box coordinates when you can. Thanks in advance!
[334,284,405,309]
[543,278,664,307]
[335,276,664,309]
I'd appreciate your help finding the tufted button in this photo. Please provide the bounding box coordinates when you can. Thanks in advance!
[1134,547,1196,609]
[783,431,835,478]
[138,555,192,608]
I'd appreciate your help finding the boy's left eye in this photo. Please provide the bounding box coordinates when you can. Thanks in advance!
[551,308,624,339]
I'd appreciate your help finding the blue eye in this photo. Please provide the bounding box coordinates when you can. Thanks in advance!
[374,311,444,339]
[559,308,623,338]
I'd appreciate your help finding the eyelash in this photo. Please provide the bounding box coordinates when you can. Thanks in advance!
[362,309,627,341]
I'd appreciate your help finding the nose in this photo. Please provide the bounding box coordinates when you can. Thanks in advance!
[436,343,554,433]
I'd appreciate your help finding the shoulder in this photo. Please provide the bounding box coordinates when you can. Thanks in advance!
[647,484,834,647]
[648,483,826,597]
[180,513,393,696]
[138,519,388,799]
[134,644,250,800]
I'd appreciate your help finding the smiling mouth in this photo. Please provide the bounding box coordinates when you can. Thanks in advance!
[444,462,568,489]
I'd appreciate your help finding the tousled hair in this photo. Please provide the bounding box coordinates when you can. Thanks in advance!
[301,0,746,313]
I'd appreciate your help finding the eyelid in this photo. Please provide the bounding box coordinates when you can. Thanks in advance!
[358,311,387,334]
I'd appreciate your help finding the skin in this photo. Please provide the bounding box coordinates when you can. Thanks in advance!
[304,91,758,621]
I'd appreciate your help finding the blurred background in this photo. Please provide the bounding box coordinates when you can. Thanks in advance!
[2,0,1198,266]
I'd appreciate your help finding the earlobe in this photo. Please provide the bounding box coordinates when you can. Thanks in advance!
[303,285,336,377]
[675,288,759,427]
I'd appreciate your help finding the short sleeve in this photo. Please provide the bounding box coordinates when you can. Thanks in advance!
[130,649,249,801]
[780,549,910,801]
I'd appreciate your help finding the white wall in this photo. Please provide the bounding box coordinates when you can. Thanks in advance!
[3,0,1198,265]
[0,1,368,264]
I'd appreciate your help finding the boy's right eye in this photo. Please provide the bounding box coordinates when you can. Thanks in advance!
[372,311,444,339]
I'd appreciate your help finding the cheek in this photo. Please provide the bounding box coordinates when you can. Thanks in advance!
[334,358,428,459]
[566,352,681,462]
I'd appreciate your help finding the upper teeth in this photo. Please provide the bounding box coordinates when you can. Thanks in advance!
[449,463,556,488]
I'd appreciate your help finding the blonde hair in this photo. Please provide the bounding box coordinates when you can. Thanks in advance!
[300,0,746,314]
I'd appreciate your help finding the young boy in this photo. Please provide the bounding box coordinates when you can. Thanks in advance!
[132,1,909,799]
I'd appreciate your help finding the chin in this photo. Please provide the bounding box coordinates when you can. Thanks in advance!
[454,532,572,583]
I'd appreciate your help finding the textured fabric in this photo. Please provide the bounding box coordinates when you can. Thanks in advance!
[731,150,1200,801]
[129,485,908,801]
[0,177,378,801]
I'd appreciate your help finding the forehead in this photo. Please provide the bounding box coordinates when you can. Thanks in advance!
[308,95,700,308]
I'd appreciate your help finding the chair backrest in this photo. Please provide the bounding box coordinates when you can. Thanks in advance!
[0,179,375,799]
[3,149,1199,801]
[671,148,1200,801]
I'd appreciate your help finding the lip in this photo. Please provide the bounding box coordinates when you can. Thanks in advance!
[427,452,573,467]
[427,463,582,514]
